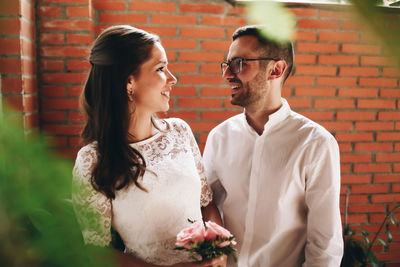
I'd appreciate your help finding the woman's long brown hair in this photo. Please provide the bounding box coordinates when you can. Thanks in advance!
[81,25,160,199]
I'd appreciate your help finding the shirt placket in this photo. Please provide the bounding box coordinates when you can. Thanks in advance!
[238,134,265,267]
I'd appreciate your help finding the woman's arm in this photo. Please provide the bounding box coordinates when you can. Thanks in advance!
[201,200,223,226]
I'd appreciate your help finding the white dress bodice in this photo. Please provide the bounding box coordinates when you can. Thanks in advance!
[72,118,212,265]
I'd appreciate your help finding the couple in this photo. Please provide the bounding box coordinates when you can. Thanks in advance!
[72,25,343,267]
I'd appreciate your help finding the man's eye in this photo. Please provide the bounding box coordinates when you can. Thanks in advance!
[157,67,165,72]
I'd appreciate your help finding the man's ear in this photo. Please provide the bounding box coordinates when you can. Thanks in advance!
[126,75,135,101]
[268,60,287,80]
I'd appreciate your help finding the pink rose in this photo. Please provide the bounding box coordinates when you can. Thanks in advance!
[176,221,206,249]
[218,240,237,248]
[204,221,233,241]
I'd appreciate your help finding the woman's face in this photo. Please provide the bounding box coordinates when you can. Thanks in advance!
[129,42,177,115]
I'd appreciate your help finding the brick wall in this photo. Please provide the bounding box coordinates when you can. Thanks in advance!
[0,0,38,133]
[2,0,400,264]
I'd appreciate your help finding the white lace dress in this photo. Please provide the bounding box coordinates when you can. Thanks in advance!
[72,118,213,265]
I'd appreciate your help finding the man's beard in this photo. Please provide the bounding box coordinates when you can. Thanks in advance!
[230,72,268,108]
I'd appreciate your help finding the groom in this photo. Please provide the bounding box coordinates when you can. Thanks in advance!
[203,25,343,266]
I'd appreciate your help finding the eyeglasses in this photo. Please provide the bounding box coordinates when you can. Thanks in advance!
[221,57,280,75]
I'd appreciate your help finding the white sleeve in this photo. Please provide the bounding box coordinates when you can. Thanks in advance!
[72,145,112,247]
[303,136,344,267]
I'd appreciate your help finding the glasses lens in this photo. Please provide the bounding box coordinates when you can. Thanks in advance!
[221,62,228,74]
[231,58,242,74]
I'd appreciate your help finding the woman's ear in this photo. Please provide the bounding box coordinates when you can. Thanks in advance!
[126,75,135,101]
[268,60,287,80]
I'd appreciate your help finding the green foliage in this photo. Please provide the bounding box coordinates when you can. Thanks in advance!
[0,113,112,266]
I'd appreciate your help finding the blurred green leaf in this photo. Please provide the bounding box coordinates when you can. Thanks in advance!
[388,232,393,243]
[377,238,388,249]
[245,0,295,43]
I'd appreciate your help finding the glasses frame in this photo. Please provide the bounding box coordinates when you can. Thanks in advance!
[221,57,280,75]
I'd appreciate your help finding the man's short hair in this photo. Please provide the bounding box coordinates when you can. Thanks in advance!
[232,25,294,82]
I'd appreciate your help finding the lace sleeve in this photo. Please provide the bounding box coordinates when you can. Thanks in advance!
[180,120,213,207]
[72,144,112,247]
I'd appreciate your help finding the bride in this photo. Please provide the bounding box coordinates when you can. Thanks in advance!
[72,25,227,267]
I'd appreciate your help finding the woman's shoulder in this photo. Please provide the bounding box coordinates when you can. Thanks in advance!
[164,117,191,132]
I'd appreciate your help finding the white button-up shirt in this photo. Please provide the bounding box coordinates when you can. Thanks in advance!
[203,99,343,267]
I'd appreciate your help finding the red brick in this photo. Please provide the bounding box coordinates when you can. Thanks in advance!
[202,16,246,26]
[341,174,370,184]
[23,77,37,94]
[201,111,241,121]
[22,59,36,75]
[69,111,85,122]
[352,185,389,194]
[42,86,66,97]
[392,183,400,192]
[338,88,377,98]
[42,98,79,110]
[360,78,397,87]
[100,13,147,23]
[340,67,379,77]
[358,99,396,109]
[179,75,222,85]
[180,52,223,62]
[342,44,381,55]
[22,39,35,58]
[382,67,400,77]
[0,0,19,15]
[294,54,316,64]
[22,95,38,113]
[341,153,372,163]
[40,33,64,44]
[129,1,175,12]
[41,59,63,71]
[355,143,393,152]
[25,113,39,130]
[1,77,22,94]
[152,14,196,25]
[341,21,362,31]
[314,99,354,109]
[38,6,62,17]
[297,111,333,121]
[42,124,82,135]
[355,122,393,131]
[0,58,21,74]
[201,64,221,74]
[180,28,225,38]
[361,56,394,66]
[0,18,20,35]
[372,194,400,203]
[346,214,367,224]
[140,26,177,37]
[376,153,400,162]
[319,55,358,65]
[298,19,339,30]
[378,132,400,141]
[379,111,400,120]
[67,33,93,44]
[294,31,316,41]
[201,87,231,97]
[285,76,314,86]
[171,86,196,96]
[319,121,350,131]
[297,42,338,53]
[68,86,83,96]
[181,3,223,14]
[354,163,391,173]
[41,0,88,3]
[319,9,352,19]
[289,7,317,17]
[3,96,23,111]
[317,77,357,87]
[0,38,20,55]
[318,31,359,42]
[168,63,196,73]
[167,111,197,120]
[40,46,90,58]
[286,98,311,108]
[336,132,373,142]
[295,66,336,76]
[201,40,231,51]
[178,98,222,108]
[66,6,90,17]
[227,5,245,15]
[348,204,386,213]
[347,195,369,204]
[42,111,66,122]
[94,1,126,10]
[381,89,400,98]
[187,121,219,132]
[162,39,197,49]
[67,60,90,71]
[42,73,88,84]
[40,20,92,31]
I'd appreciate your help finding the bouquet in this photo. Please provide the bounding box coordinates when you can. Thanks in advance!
[175,220,237,262]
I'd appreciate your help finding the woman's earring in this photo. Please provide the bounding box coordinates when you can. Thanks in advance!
[128,90,134,102]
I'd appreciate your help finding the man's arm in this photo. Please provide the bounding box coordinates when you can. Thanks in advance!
[304,136,344,267]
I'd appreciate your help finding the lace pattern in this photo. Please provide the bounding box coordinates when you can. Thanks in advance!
[72,118,212,265]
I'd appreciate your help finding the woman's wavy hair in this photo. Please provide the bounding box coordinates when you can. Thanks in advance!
[81,25,160,199]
